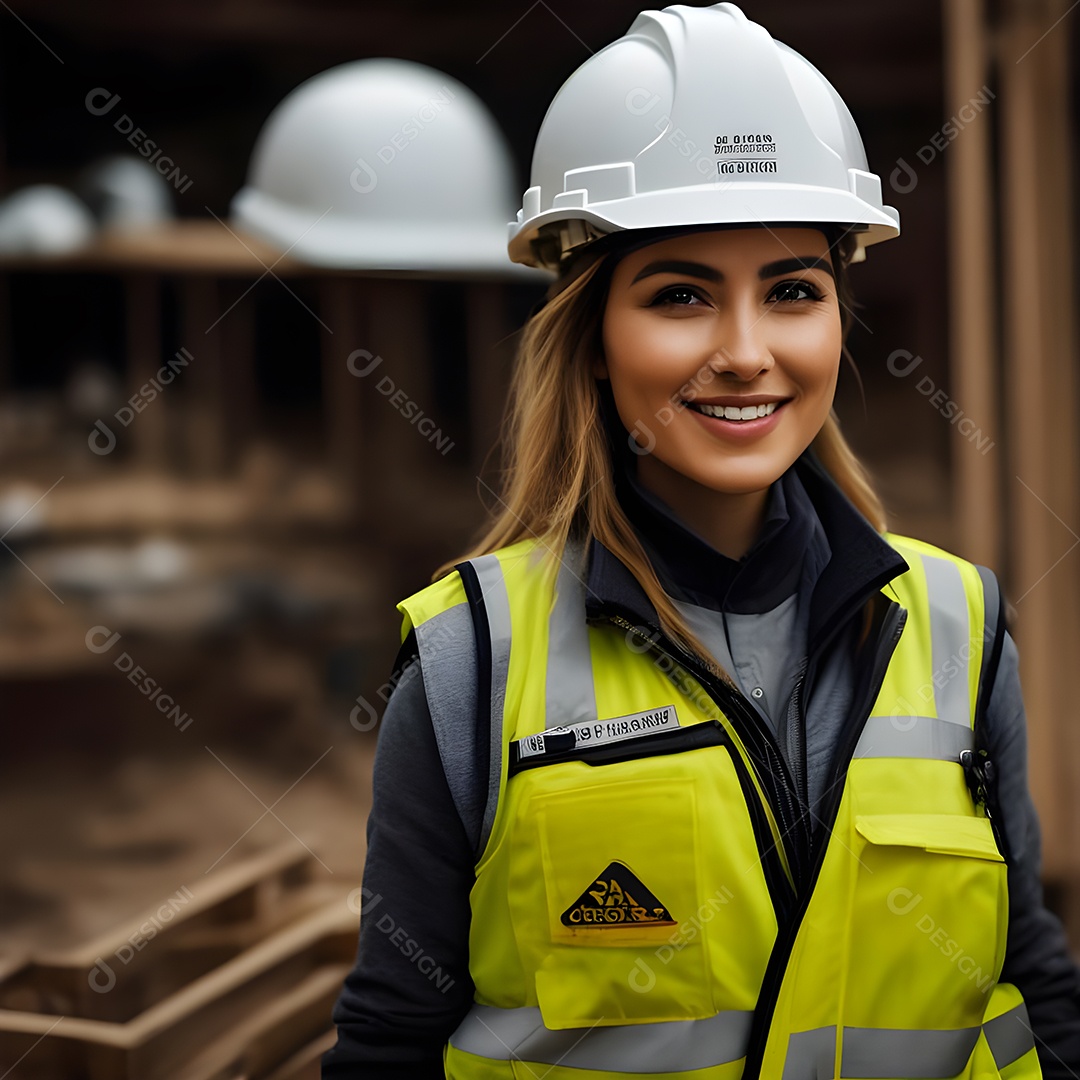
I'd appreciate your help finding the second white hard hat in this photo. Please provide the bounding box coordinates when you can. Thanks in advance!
[232,58,531,274]
[509,2,900,270]
[79,155,174,231]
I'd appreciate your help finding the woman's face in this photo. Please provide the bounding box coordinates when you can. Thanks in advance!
[598,226,843,505]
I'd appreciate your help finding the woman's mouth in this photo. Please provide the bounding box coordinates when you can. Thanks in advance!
[684,401,780,422]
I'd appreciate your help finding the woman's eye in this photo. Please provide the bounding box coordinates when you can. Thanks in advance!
[768,280,822,303]
[651,286,704,307]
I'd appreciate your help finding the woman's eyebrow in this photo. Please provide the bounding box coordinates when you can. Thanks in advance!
[759,255,835,281]
[630,254,835,285]
[630,259,720,284]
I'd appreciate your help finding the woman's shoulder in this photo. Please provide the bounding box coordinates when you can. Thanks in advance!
[397,567,469,632]
[883,530,981,570]
[882,531,1002,599]
[398,536,565,628]
[882,530,1005,653]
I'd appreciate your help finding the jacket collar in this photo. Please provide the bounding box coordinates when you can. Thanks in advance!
[615,456,814,615]
[584,452,908,657]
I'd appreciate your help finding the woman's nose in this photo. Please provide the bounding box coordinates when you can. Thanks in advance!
[707,303,774,379]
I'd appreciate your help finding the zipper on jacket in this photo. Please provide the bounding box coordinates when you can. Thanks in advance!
[783,658,810,812]
[739,599,906,1079]
[603,611,801,917]
[677,645,813,893]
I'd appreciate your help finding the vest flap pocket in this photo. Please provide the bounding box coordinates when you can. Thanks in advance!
[855,813,1003,861]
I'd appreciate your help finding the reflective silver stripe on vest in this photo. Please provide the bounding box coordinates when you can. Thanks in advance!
[855,552,977,763]
[854,715,975,760]
[920,555,974,727]
[783,1024,987,1080]
[984,1002,1036,1068]
[546,537,598,729]
[839,1025,981,1077]
[470,553,513,856]
[449,1004,753,1072]
[782,1026,834,1079]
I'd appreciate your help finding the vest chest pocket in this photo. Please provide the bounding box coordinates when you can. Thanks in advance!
[507,749,774,1030]
[839,812,1009,1036]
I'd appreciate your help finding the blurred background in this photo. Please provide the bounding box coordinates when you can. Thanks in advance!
[0,0,1076,1076]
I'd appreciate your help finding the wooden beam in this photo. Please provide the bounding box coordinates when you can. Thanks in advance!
[942,0,1000,569]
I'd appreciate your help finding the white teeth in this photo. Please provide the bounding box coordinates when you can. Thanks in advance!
[692,401,778,420]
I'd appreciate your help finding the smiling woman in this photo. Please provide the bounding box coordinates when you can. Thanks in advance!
[323,4,1080,1079]
[599,227,844,558]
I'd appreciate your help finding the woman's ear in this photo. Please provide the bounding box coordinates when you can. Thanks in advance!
[592,352,609,379]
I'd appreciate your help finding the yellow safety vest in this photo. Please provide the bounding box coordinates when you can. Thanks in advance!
[397,533,1041,1079]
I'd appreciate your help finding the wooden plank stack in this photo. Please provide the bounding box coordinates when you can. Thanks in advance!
[0,846,356,1079]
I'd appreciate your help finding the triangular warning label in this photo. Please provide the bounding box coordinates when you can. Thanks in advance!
[560,861,676,927]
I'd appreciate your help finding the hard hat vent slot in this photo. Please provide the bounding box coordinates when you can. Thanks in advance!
[522,186,542,220]
[552,190,587,209]
[562,163,636,205]
[848,168,882,205]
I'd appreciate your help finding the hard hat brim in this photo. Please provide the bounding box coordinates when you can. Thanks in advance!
[232,187,547,279]
[508,183,900,268]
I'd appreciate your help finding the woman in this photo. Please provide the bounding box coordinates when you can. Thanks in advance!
[324,5,1080,1077]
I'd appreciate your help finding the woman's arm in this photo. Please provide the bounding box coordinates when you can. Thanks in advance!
[988,628,1080,1076]
[322,659,476,1078]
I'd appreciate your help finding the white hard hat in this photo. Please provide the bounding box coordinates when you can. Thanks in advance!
[232,58,536,275]
[509,2,900,270]
[0,184,96,256]
[79,155,174,231]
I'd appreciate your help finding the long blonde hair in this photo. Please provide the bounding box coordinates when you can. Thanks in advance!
[438,229,886,675]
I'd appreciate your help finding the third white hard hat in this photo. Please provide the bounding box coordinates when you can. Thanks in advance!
[509,2,899,270]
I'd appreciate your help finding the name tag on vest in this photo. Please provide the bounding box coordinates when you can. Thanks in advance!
[516,705,680,760]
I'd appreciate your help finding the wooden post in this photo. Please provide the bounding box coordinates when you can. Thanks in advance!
[220,277,259,466]
[943,0,1000,569]
[363,279,449,528]
[1023,0,1080,939]
[181,277,226,475]
[998,0,1080,889]
[466,282,514,485]
[0,272,10,396]
[319,277,366,520]
[125,272,167,469]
